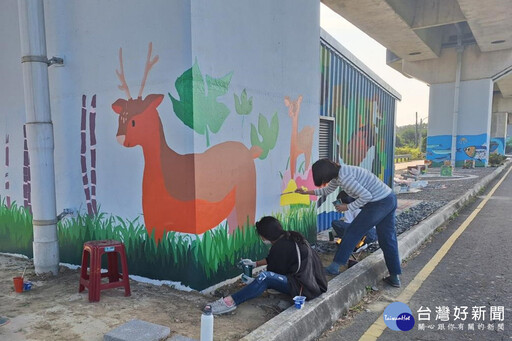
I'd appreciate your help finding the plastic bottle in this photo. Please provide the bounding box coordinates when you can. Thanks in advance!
[200,305,214,341]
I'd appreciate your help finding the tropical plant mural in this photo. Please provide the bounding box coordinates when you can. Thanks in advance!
[169,59,232,148]
[234,88,253,127]
[250,112,279,160]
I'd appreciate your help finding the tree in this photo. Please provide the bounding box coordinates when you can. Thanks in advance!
[400,128,417,146]
[395,135,403,147]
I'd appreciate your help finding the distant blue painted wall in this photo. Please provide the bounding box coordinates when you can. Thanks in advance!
[490,137,505,155]
[427,133,489,167]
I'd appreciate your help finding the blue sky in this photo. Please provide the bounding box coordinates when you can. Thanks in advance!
[320,4,430,127]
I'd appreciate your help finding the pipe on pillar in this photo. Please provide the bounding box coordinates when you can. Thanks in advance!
[17,0,59,275]
[450,25,464,167]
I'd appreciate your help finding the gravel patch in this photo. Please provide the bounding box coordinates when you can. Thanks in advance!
[395,200,447,235]
[394,167,495,202]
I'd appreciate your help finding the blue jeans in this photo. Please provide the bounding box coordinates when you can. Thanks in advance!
[231,271,290,306]
[333,193,401,275]
[331,220,377,244]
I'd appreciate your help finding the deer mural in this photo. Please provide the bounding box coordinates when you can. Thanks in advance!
[284,95,314,178]
[111,43,261,241]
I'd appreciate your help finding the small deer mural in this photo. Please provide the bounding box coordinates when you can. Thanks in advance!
[111,43,261,240]
[284,95,314,178]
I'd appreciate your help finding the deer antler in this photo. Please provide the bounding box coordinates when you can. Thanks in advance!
[116,47,132,99]
[138,42,159,98]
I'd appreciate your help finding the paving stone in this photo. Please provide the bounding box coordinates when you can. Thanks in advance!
[104,319,170,341]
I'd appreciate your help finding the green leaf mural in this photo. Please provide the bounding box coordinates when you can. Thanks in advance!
[250,112,279,160]
[169,60,233,147]
[234,89,253,116]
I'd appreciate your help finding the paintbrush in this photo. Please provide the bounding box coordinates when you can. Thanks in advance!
[280,191,296,196]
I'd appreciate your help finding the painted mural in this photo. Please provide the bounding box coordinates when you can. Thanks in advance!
[427,134,489,167]
[112,43,266,238]
[0,41,319,291]
[280,95,316,207]
[0,0,326,293]
[81,95,98,216]
[490,137,505,155]
[507,136,512,154]
[318,40,397,230]
[426,135,452,166]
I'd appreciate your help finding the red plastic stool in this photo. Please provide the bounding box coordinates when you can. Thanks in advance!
[78,240,131,302]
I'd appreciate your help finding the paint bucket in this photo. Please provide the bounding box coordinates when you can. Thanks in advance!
[293,295,306,309]
[13,277,24,293]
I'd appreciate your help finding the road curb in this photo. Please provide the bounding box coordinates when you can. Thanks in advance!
[241,162,510,341]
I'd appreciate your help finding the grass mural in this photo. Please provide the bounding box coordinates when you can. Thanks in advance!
[0,200,33,257]
[0,198,316,290]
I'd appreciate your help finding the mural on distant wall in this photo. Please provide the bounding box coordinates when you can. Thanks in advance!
[427,133,489,167]
[426,135,452,166]
[317,42,396,230]
[490,137,505,155]
[506,136,512,154]
[0,42,319,290]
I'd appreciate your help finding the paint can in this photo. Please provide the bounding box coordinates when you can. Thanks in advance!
[23,281,32,291]
[293,296,306,309]
[242,264,253,277]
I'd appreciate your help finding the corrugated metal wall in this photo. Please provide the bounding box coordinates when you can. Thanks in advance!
[318,39,398,231]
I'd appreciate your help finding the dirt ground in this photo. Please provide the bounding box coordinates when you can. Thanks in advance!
[0,248,340,341]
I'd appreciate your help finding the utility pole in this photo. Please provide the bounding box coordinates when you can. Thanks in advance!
[418,118,423,152]
[415,111,418,147]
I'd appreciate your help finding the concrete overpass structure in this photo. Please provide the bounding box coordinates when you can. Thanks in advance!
[323,0,512,166]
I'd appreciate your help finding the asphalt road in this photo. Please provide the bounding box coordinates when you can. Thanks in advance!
[320,165,512,341]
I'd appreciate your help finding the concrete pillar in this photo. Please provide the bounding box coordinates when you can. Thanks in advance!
[427,78,493,167]
[507,113,512,154]
[490,112,508,155]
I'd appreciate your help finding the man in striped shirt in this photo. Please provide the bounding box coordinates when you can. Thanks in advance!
[296,159,401,287]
